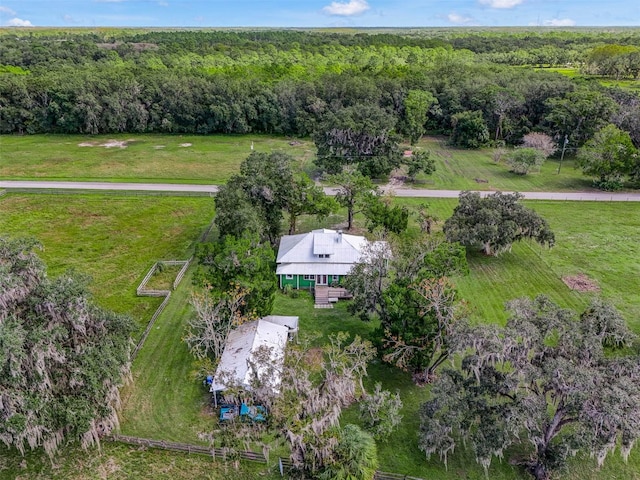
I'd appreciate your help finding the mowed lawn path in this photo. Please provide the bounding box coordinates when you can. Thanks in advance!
[119,268,213,443]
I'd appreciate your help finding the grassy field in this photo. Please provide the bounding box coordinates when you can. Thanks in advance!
[1,191,638,479]
[1,133,601,192]
[412,136,593,192]
[116,198,639,479]
[0,442,278,480]
[0,133,314,184]
[0,193,215,338]
[396,198,640,328]
[542,67,640,93]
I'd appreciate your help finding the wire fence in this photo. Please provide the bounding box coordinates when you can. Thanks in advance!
[3,188,214,197]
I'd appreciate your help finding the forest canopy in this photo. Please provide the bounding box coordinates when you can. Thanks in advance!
[0,28,639,152]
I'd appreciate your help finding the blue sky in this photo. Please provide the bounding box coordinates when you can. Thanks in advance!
[2,1,638,28]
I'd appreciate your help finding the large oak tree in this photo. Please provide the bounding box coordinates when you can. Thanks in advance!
[420,296,640,480]
[443,191,555,256]
[0,237,133,458]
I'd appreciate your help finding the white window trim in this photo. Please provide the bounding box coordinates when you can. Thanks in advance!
[285,274,294,279]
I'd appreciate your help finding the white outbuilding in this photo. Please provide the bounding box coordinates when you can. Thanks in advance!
[210,316,297,400]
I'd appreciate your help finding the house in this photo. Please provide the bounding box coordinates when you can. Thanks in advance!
[276,228,373,290]
[209,316,298,402]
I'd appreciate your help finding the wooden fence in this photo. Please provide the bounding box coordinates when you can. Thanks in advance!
[136,259,191,296]
[132,258,191,359]
[3,188,213,197]
[108,435,425,479]
[276,457,425,480]
[132,292,171,359]
[108,434,266,463]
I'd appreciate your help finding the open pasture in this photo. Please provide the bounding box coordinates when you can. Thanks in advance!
[1,191,638,479]
[398,198,640,329]
[0,193,215,338]
[1,133,597,193]
[0,134,314,184]
[413,136,592,192]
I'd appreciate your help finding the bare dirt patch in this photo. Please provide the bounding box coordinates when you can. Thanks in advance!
[97,457,122,479]
[78,140,133,149]
[154,145,166,149]
[304,347,324,371]
[562,273,600,292]
[179,143,192,147]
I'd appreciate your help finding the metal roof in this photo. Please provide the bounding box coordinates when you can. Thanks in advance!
[276,229,372,276]
[276,262,355,276]
[210,319,288,393]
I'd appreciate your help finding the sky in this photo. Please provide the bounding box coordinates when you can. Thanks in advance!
[1,1,639,28]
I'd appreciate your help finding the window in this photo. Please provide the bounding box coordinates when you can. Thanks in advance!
[318,254,330,258]
[332,275,339,282]
[285,274,293,280]
[303,275,314,280]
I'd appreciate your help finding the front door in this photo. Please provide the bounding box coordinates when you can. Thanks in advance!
[316,274,328,285]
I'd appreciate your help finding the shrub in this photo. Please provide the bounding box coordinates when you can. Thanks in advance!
[359,383,403,441]
[319,424,378,480]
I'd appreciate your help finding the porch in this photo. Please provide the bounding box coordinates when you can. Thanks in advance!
[313,286,352,309]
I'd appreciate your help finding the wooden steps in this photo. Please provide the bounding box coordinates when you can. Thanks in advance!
[313,286,332,309]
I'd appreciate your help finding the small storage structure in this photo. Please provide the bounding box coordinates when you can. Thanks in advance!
[210,316,296,405]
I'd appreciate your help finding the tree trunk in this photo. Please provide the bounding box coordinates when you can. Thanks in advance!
[528,461,550,480]
[347,207,354,231]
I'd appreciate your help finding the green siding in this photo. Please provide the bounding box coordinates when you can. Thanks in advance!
[279,274,343,289]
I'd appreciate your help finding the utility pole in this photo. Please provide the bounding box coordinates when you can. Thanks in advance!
[557,135,568,174]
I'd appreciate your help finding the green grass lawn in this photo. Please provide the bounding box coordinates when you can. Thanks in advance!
[119,267,216,443]
[395,198,640,328]
[1,191,638,479]
[411,136,594,192]
[0,442,278,480]
[1,133,600,193]
[0,193,215,338]
[0,133,314,184]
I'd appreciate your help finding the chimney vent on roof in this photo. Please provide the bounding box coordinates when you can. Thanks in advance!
[337,230,343,242]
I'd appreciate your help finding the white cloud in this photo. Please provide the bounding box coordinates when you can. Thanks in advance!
[478,0,523,8]
[63,14,80,24]
[323,0,370,16]
[0,6,17,16]
[6,18,33,27]
[448,13,474,25]
[158,1,169,6]
[544,18,576,26]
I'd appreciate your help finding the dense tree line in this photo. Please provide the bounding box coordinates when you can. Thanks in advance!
[1,30,639,156]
